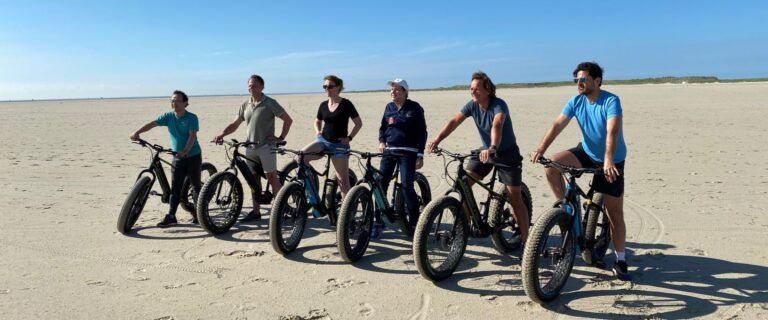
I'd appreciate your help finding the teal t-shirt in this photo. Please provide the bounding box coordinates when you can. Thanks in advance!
[155,111,201,156]
[561,90,626,163]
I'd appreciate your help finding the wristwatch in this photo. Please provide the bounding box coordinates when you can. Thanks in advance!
[489,144,497,151]
[347,135,353,141]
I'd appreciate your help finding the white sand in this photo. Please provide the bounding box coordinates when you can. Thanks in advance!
[1,83,767,319]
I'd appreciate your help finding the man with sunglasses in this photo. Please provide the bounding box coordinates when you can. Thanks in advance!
[530,61,631,281]
[213,74,293,222]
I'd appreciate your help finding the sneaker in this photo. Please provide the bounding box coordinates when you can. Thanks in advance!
[612,260,632,281]
[157,215,178,228]
[371,223,384,240]
[241,210,261,222]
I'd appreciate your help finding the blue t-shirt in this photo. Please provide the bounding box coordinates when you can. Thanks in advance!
[155,111,201,156]
[561,90,626,163]
[460,97,519,152]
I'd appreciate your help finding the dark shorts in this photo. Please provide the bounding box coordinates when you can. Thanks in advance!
[568,143,625,197]
[466,147,523,186]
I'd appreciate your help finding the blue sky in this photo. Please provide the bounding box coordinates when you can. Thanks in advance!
[1,1,766,100]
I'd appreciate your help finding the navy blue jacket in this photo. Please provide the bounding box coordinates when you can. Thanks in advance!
[378,99,428,156]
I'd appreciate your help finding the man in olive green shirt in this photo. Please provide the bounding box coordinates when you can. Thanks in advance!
[214,74,293,221]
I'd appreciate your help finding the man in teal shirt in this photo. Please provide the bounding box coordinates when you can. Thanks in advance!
[130,90,202,227]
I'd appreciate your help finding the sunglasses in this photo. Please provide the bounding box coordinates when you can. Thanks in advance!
[573,77,588,84]
[322,84,337,90]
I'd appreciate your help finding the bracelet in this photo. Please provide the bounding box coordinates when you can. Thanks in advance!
[347,136,353,141]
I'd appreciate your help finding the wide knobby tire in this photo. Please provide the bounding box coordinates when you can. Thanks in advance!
[394,171,432,237]
[196,171,244,235]
[117,176,153,235]
[336,185,374,262]
[413,196,469,282]
[269,181,308,255]
[489,181,533,254]
[180,162,217,213]
[521,207,576,304]
[323,169,358,226]
[582,193,612,266]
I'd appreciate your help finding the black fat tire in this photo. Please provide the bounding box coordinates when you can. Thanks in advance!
[336,185,374,262]
[196,171,244,235]
[489,181,533,254]
[180,162,217,213]
[581,193,612,266]
[413,196,469,282]
[117,176,153,235]
[394,172,432,237]
[521,208,576,304]
[269,181,308,255]
[323,169,358,226]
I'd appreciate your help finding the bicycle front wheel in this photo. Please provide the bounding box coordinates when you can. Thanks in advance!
[394,171,432,236]
[336,185,374,262]
[180,162,217,213]
[117,176,153,235]
[196,171,243,235]
[521,207,576,304]
[269,181,308,255]
[582,193,612,266]
[413,195,468,282]
[489,182,533,253]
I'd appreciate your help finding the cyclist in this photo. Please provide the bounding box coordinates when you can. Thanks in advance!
[427,71,529,246]
[129,90,201,228]
[372,78,428,239]
[296,75,362,200]
[213,74,293,221]
[530,61,631,281]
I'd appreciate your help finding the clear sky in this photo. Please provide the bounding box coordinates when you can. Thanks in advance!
[1,1,766,100]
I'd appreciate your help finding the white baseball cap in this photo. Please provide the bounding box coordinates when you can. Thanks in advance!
[387,78,409,91]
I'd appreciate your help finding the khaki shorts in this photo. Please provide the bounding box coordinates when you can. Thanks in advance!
[245,144,277,174]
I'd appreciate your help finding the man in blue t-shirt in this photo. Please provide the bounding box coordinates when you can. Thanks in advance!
[530,62,631,281]
[130,90,202,228]
[428,71,530,246]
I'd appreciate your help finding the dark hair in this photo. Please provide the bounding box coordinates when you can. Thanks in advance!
[248,74,265,86]
[323,75,344,92]
[172,90,188,102]
[471,71,496,99]
[573,62,604,87]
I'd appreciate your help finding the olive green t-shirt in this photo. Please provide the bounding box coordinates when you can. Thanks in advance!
[238,95,286,147]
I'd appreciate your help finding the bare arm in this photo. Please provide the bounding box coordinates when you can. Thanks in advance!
[177,130,198,158]
[530,114,571,163]
[603,116,622,182]
[314,119,323,136]
[130,121,157,141]
[213,117,243,142]
[479,113,506,163]
[426,112,466,153]
[273,112,293,141]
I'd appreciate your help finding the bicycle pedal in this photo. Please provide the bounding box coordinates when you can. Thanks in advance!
[149,191,162,197]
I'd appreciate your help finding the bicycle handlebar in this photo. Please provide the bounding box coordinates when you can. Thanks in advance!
[431,147,481,161]
[537,157,603,175]
[133,138,176,155]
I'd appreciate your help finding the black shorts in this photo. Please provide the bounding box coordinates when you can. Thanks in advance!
[568,143,625,197]
[466,147,523,186]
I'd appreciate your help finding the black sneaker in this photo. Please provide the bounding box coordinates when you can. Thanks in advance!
[241,210,261,222]
[157,215,178,228]
[612,260,632,281]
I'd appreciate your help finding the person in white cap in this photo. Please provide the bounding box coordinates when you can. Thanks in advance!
[427,71,529,246]
[372,78,428,239]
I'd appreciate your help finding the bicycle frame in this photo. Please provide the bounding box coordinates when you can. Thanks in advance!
[134,139,176,203]
[277,147,337,218]
[350,151,396,223]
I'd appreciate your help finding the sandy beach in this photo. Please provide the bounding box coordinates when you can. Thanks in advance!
[1,82,767,319]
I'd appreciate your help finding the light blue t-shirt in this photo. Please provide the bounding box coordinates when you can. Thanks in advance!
[460,97,519,152]
[561,90,626,163]
[155,111,201,156]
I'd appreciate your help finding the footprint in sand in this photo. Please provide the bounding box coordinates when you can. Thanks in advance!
[86,280,111,286]
[480,294,502,306]
[358,303,374,317]
[323,278,368,295]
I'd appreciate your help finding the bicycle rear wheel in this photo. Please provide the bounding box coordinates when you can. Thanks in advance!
[117,176,153,235]
[521,207,576,304]
[196,171,244,235]
[413,196,468,282]
[180,162,217,213]
[269,181,308,255]
[489,182,533,253]
[582,193,612,266]
[336,185,374,262]
[394,171,432,236]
